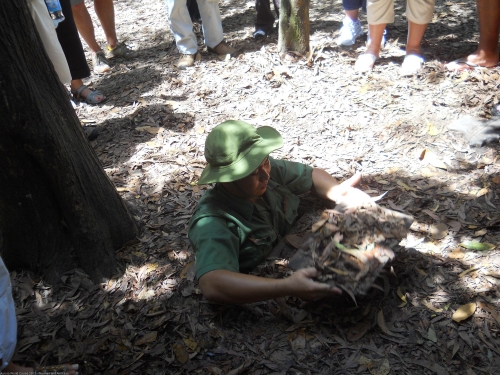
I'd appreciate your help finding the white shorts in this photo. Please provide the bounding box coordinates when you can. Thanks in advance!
[28,0,72,84]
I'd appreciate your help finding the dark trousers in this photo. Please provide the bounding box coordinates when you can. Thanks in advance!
[343,0,366,12]
[55,0,90,80]
[187,0,201,22]
[255,0,279,33]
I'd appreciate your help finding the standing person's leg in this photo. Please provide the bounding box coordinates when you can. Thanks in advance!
[93,0,118,48]
[199,0,235,56]
[255,0,275,37]
[401,0,434,75]
[94,0,138,58]
[165,0,200,68]
[198,0,223,48]
[28,0,72,84]
[405,22,427,56]
[56,0,91,80]
[474,0,500,65]
[345,0,362,21]
[345,9,360,20]
[337,0,363,45]
[56,0,106,103]
[71,0,102,53]
[187,0,202,22]
[406,0,434,55]
[71,0,111,73]
[364,0,388,46]
[446,0,500,71]
[272,0,279,19]
[166,0,198,54]
[355,0,391,71]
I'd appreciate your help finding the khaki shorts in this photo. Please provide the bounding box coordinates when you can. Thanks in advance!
[367,0,435,25]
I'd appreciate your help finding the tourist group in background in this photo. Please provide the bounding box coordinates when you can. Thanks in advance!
[30,0,499,105]
[21,0,500,170]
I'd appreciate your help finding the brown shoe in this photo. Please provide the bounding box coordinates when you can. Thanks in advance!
[177,52,201,69]
[207,41,238,60]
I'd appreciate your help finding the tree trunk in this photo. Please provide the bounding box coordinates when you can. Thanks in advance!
[0,1,138,283]
[278,0,310,55]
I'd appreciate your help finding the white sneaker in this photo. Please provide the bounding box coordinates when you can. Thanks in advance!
[337,18,364,46]
[367,28,387,48]
[400,54,424,76]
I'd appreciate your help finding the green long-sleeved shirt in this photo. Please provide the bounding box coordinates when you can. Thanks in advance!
[189,158,313,279]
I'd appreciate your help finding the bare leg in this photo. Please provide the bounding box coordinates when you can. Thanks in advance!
[355,23,385,71]
[399,21,428,74]
[446,0,500,70]
[365,23,386,57]
[406,21,427,56]
[345,9,360,22]
[468,0,500,66]
[94,0,118,49]
[71,2,102,53]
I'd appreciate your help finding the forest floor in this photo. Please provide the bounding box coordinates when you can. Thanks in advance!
[10,0,500,374]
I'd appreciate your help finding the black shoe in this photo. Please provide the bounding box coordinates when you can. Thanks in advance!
[253,29,267,39]
[84,126,99,141]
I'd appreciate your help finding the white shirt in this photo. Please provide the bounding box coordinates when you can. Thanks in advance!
[0,257,17,370]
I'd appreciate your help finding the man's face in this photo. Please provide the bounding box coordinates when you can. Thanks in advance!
[233,157,271,198]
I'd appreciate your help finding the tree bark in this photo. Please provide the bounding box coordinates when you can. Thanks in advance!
[278,0,310,55]
[0,1,138,283]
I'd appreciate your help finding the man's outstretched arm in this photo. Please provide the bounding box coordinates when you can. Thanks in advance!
[199,267,341,304]
[311,169,371,207]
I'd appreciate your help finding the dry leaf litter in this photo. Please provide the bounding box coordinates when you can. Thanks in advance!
[9,0,500,374]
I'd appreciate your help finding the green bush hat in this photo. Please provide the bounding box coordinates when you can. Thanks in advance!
[197,120,283,184]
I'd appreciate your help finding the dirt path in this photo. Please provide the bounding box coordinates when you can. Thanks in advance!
[11,0,500,373]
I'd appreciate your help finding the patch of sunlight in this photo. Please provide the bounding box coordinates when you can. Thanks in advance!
[102,262,178,302]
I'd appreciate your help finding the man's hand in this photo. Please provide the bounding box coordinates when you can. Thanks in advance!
[286,267,341,300]
[330,172,372,209]
[312,169,372,209]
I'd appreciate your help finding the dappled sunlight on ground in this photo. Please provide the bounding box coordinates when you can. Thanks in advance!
[9,0,500,372]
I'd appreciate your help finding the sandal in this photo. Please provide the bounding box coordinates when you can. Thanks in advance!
[35,364,80,374]
[71,85,107,105]
[445,57,499,72]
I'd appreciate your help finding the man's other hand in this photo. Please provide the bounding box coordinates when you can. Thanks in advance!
[287,267,341,300]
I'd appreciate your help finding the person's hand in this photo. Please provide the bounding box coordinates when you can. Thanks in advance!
[286,267,341,301]
[330,173,373,209]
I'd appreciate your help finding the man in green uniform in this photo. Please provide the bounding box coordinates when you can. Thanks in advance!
[189,120,370,304]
